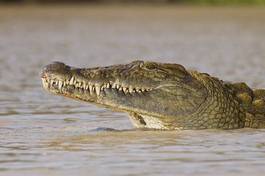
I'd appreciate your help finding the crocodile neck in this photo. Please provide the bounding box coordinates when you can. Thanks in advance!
[183,71,246,129]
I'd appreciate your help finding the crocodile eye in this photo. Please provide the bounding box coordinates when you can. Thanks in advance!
[145,64,157,70]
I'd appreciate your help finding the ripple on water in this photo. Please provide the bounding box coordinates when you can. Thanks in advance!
[1,5,265,176]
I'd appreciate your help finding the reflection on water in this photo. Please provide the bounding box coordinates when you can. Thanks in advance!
[1,5,265,176]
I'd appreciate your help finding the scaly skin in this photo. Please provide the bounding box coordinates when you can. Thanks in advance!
[41,60,265,130]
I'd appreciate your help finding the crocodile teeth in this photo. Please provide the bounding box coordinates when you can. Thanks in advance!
[89,85,93,94]
[123,87,127,93]
[128,86,133,93]
[69,77,75,85]
[95,85,101,95]
[42,79,48,89]
[45,77,153,97]
[106,83,110,88]
[136,89,142,93]
[58,81,63,89]
[85,84,89,90]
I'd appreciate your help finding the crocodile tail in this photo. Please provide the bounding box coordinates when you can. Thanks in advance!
[225,82,265,128]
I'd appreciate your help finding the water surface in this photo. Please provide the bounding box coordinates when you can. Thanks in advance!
[1,5,265,176]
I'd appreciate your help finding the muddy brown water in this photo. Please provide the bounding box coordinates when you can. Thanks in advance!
[1,5,265,176]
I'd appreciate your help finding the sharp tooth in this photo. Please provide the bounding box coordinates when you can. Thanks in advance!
[42,79,48,88]
[123,87,127,92]
[89,85,93,94]
[83,82,86,87]
[119,87,123,91]
[101,86,104,91]
[129,86,133,93]
[69,77,75,85]
[106,83,110,88]
[95,85,101,95]
[85,84,89,90]
[58,81,63,89]
[136,88,142,93]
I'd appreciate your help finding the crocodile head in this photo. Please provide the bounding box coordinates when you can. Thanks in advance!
[41,60,209,130]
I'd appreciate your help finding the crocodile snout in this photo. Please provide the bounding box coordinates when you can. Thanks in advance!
[41,62,70,79]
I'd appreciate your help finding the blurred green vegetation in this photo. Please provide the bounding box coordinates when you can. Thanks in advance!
[1,0,265,5]
[181,0,265,5]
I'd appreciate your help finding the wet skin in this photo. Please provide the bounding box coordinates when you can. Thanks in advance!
[41,61,265,130]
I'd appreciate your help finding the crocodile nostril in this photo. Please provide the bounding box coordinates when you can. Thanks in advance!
[40,71,47,79]
[41,61,71,76]
[43,61,66,72]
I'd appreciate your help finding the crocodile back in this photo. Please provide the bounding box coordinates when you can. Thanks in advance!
[225,82,265,128]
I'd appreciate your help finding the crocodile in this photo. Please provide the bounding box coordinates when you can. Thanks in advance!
[41,60,265,130]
